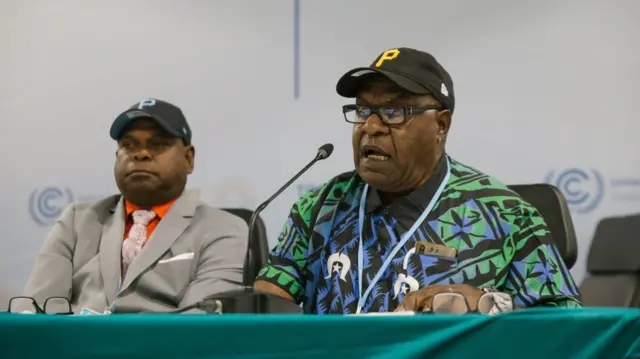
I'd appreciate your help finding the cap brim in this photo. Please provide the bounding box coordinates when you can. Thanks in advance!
[110,110,182,140]
[336,67,431,98]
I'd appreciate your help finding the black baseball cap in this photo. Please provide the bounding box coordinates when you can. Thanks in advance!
[336,47,455,112]
[110,98,192,145]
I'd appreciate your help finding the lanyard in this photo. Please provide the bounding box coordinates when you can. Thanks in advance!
[355,156,451,314]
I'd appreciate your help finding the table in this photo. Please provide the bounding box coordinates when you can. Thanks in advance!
[1,308,639,359]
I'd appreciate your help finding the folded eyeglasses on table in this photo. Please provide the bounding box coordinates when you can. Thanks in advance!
[7,296,73,315]
[427,291,513,315]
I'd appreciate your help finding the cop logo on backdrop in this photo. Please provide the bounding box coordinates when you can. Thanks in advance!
[28,187,102,226]
[546,168,640,214]
[545,169,605,214]
[28,187,75,226]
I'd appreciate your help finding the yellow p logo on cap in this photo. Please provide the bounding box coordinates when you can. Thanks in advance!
[375,49,400,67]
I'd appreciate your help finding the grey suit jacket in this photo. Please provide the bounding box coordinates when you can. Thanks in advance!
[22,189,248,314]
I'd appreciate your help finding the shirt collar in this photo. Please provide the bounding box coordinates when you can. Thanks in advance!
[365,154,448,213]
[125,198,177,219]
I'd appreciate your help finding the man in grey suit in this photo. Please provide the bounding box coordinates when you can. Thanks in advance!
[20,98,248,314]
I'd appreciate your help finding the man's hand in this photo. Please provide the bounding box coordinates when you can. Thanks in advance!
[254,280,295,302]
[395,284,485,313]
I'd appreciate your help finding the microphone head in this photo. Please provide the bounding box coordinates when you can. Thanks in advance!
[317,143,334,160]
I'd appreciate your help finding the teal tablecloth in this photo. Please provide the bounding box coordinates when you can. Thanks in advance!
[1,308,639,359]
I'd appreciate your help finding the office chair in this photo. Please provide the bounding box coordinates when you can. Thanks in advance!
[508,184,578,269]
[579,215,640,307]
[222,208,269,281]
[209,208,300,314]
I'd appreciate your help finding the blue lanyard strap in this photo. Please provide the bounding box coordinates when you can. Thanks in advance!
[356,156,451,314]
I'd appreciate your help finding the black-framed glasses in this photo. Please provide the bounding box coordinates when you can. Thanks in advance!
[342,104,441,125]
[429,291,513,315]
[8,296,73,315]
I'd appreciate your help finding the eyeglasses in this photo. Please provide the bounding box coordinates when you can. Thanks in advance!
[429,292,513,315]
[8,296,73,315]
[342,104,441,125]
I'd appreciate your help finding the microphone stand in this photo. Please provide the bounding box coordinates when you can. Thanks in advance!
[183,144,334,314]
[243,153,324,287]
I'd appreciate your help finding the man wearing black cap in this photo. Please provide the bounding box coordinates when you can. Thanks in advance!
[255,48,581,314]
[20,99,248,314]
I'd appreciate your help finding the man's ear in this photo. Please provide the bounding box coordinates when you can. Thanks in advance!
[185,145,195,174]
[436,110,452,139]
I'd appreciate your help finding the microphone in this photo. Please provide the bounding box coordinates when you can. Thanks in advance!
[316,143,334,160]
[243,143,334,286]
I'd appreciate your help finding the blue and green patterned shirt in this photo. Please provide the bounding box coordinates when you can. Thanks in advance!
[256,156,581,314]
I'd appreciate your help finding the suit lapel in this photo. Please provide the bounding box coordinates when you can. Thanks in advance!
[99,196,125,305]
[120,189,199,292]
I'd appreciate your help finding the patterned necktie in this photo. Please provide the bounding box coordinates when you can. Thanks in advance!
[121,209,157,277]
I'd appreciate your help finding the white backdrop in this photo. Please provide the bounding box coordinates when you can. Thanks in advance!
[2,0,639,307]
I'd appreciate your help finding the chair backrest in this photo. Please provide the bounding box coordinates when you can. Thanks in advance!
[579,215,640,307]
[507,184,578,269]
[222,208,269,283]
